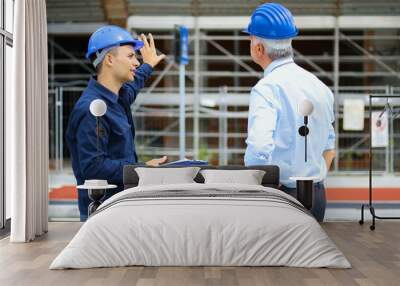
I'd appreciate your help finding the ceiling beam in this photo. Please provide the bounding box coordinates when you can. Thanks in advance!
[127,15,400,30]
[102,0,128,27]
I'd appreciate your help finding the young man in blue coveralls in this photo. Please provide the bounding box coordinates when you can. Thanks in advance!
[66,26,167,221]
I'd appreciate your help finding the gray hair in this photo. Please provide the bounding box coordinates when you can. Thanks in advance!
[254,36,293,61]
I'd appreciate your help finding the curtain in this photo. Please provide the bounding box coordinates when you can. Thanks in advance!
[7,0,48,242]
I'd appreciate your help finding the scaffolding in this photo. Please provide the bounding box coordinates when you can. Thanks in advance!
[47,15,400,174]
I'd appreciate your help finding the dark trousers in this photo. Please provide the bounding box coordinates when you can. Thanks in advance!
[280,182,326,222]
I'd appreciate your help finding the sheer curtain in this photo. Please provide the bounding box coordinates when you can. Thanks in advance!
[7,0,48,242]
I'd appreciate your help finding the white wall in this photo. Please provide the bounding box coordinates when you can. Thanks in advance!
[5,44,12,220]
[5,0,13,33]
[3,0,14,220]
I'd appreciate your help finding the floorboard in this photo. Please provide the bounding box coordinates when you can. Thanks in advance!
[1,221,399,286]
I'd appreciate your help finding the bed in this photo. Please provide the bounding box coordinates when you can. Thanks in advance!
[50,165,350,269]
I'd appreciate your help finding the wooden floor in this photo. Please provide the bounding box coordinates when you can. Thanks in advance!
[1,222,399,286]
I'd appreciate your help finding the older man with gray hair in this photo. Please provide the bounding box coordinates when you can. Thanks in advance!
[243,3,336,222]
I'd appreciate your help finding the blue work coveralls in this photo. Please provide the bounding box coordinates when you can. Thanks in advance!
[66,63,153,221]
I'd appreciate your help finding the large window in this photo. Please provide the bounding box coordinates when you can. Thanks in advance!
[1,0,14,231]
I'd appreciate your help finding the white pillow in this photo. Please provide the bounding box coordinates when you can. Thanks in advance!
[135,167,200,186]
[200,169,266,185]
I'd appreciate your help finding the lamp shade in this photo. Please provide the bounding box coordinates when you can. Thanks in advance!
[298,99,314,117]
[89,99,107,117]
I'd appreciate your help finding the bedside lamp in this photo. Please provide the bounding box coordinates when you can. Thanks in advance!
[298,99,314,162]
[77,99,116,216]
[291,99,316,210]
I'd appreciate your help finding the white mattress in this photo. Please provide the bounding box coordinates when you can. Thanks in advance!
[50,183,351,269]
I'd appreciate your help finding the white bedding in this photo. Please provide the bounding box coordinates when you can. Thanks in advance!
[50,183,351,269]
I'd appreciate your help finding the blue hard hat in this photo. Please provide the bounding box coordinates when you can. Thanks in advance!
[85,25,144,60]
[243,3,298,39]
